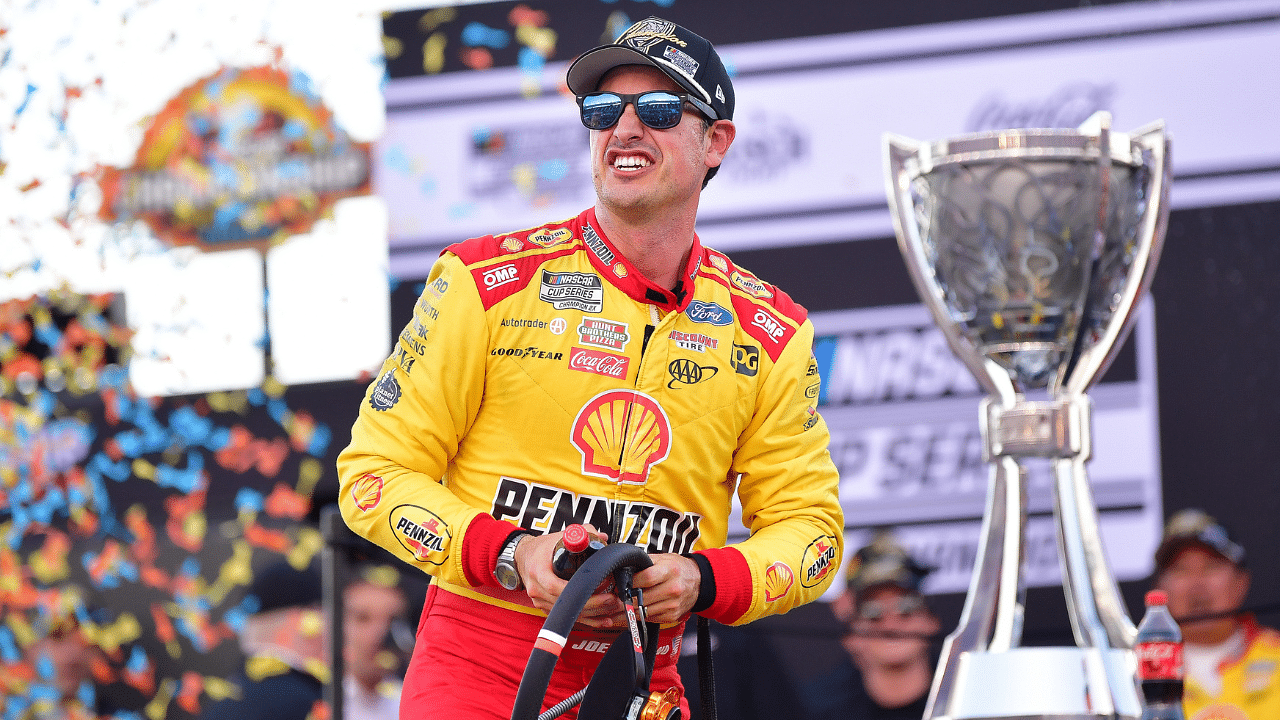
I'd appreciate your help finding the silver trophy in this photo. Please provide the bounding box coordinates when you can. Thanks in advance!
[883,112,1171,720]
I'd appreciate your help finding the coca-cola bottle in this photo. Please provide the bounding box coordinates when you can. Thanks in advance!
[1135,589,1185,720]
[552,524,605,581]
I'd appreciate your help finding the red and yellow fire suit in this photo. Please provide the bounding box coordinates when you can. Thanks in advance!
[337,207,843,717]
[1185,616,1280,720]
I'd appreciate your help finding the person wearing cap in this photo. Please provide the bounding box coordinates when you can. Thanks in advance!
[342,565,410,720]
[337,14,843,720]
[1151,508,1280,720]
[199,560,329,720]
[803,533,940,720]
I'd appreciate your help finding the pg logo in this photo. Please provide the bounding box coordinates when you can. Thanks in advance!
[731,344,759,377]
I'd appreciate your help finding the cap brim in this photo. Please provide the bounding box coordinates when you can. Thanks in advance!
[566,45,708,105]
[1155,537,1240,571]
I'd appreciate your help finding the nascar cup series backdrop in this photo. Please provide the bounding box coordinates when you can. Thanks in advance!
[2,0,1279,716]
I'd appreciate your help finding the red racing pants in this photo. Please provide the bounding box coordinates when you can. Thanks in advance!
[400,584,689,720]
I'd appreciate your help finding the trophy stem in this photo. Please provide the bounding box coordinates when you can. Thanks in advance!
[924,453,1027,719]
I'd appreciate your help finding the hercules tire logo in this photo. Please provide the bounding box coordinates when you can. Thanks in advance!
[571,390,671,485]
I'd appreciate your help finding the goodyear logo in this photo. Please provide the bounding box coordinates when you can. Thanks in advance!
[801,535,839,588]
[389,504,451,566]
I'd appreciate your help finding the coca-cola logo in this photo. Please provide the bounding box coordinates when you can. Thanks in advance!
[965,82,1115,132]
[569,347,630,378]
[1136,641,1184,681]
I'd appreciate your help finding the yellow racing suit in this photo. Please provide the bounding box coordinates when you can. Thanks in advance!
[337,206,842,626]
[1186,616,1280,720]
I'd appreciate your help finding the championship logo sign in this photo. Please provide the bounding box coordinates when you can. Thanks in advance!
[98,65,370,250]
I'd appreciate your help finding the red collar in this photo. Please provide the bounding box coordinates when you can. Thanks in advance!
[580,207,702,314]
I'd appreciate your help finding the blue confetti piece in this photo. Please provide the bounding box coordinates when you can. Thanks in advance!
[538,158,569,182]
[181,557,200,577]
[29,682,60,703]
[419,177,437,196]
[4,696,29,720]
[223,606,249,634]
[267,398,289,425]
[308,423,332,457]
[281,119,307,140]
[517,46,545,73]
[126,645,148,672]
[35,653,56,680]
[14,83,37,117]
[461,22,510,49]
[248,388,266,406]
[383,145,411,174]
[170,405,213,446]
[155,451,203,493]
[235,488,265,513]
[0,628,20,663]
[206,425,231,451]
[288,71,320,102]
[76,679,96,708]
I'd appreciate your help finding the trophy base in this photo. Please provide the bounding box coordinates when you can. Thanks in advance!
[931,647,1140,720]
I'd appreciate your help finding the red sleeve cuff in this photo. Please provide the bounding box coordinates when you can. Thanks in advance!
[695,547,752,624]
[460,513,524,588]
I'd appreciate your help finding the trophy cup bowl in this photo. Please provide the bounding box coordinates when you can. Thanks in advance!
[883,112,1170,719]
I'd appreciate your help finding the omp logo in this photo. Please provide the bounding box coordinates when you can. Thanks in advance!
[569,348,629,378]
[752,309,785,342]
[389,505,451,566]
[731,271,772,299]
[490,477,701,553]
[731,344,759,377]
[482,263,519,289]
[352,473,383,511]
[667,359,717,388]
[801,535,839,588]
[764,562,794,602]
[571,390,671,485]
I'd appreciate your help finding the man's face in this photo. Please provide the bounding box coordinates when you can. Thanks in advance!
[589,65,723,218]
[343,581,407,688]
[1156,545,1249,643]
[845,585,939,668]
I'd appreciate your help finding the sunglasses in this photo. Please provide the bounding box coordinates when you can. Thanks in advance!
[577,91,718,131]
[855,595,927,622]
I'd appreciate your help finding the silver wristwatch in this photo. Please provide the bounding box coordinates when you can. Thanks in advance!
[494,532,531,591]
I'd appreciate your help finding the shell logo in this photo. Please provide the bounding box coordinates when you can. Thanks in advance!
[571,390,671,485]
[351,473,384,511]
[764,562,794,602]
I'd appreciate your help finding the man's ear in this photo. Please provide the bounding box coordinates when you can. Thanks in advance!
[705,119,736,169]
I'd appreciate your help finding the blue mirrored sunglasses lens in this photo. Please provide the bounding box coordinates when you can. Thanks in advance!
[581,94,623,129]
[634,92,683,128]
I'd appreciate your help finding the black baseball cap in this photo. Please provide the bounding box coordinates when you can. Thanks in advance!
[566,16,735,123]
[247,559,323,614]
[1154,508,1246,571]
[845,532,933,595]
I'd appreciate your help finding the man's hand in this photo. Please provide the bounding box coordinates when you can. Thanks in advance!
[630,553,702,624]
[514,525,624,625]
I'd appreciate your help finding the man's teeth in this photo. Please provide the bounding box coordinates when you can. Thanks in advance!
[614,156,651,169]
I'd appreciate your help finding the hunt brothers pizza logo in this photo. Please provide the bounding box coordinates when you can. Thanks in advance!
[97,65,370,251]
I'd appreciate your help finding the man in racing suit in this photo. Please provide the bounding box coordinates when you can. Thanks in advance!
[337,17,843,720]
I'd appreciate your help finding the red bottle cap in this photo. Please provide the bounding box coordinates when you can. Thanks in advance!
[1145,590,1168,606]
[563,524,590,553]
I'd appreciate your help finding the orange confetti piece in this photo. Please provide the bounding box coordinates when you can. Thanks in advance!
[264,482,309,519]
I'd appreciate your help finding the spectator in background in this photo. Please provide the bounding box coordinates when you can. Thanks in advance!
[343,564,409,720]
[1152,508,1280,720]
[199,560,328,720]
[804,532,940,720]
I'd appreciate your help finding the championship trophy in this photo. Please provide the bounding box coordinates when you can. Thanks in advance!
[882,111,1171,719]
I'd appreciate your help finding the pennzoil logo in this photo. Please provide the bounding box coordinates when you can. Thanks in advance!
[731,271,773,299]
[389,504,451,565]
[571,390,671,485]
[352,473,384,511]
[491,477,701,554]
[527,227,573,248]
[583,225,615,265]
[97,65,370,251]
[801,535,839,588]
[764,562,795,602]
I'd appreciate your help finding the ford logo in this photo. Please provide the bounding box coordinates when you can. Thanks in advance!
[685,300,733,326]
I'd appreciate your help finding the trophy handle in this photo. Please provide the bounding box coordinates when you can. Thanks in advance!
[1062,118,1172,396]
